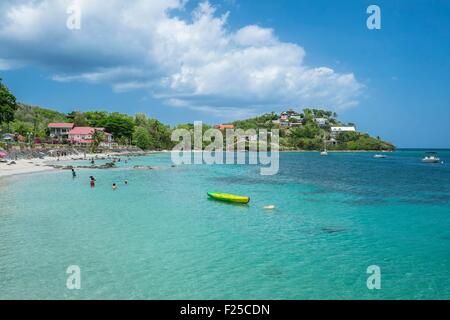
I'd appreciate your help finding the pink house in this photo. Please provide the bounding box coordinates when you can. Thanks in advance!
[68,127,113,145]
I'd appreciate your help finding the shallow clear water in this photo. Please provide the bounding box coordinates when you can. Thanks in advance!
[1,151,449,299]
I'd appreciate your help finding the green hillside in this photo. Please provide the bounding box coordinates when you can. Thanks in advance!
[233,108,395,151]
[0,79,394,151]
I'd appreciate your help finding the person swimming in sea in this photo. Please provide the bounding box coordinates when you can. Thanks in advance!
[90,176,96,188]
[112,183,117,190]
[124,180,128,185]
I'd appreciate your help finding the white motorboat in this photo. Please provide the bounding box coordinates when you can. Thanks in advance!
[422,152,441,163]
[374,154,387,159]
[320,135,328,156]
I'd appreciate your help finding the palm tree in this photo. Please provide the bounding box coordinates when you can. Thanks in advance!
[91,130,105,153]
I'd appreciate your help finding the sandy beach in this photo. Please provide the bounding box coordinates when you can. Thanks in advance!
[0,158,57,178]
[0,150,150,178]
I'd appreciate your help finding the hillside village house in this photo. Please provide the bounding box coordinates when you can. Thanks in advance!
[276,110,303,128]
[289,115,304,127]
[314,118,329,127]
[328,137,338,146]
[48,123,75,142]
[1,133,15,142]
[283,109,300,118]
[68,127,113,145]
[214,124,235,130]
[330,126,356,137]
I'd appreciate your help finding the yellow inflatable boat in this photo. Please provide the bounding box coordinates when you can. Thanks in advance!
[207,192,250,204]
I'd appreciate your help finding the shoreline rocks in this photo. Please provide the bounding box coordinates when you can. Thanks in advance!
[47,162,117,170]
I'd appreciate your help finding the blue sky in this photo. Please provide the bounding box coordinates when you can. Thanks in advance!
[1,0,449,148]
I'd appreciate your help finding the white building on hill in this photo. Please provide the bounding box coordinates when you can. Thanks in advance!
[314,118,328,127]
[330,126,356,137]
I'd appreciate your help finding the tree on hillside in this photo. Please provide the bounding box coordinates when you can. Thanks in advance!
[91,130,105,153]
[0,79,18,129]
[68,111,89,126]
[133,126,152,150]
[233,112,278,130]
[134,113,174,150]
[12,121,33,136]
[103,112,135,141]
[134,113,148,127]
[302,109,314,124]
[84,111,109,127]
[147,118,174,150]
[5,104,69,139]
[336,131,359,143]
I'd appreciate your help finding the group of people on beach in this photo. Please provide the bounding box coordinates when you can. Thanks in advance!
[71,168,128,190]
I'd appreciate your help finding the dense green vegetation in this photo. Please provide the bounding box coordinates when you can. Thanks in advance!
[132,113,173,150]
[0,79,394,151]
[0,79,19,127]
[5,103,68,138]
[0,102,173,150]
[234,108,395,151]
[1,104,395,151]
[232,112,279,130]
[333,132,395,151]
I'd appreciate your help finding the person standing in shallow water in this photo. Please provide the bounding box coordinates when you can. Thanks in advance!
[90,176,96,188]
[71,168,76,179]
[112,183,117,190]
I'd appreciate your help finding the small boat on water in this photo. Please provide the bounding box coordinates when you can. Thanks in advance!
[422,152,441,163]
[207,192,250,204]
[320,135,328,156]
[374,154,387,159]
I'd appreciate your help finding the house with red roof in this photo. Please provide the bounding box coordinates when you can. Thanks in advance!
[68,127,113,145]
[48,123,74,142]
[214,124,235,130]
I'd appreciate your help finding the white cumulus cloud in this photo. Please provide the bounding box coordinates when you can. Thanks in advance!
[0,0,364,114]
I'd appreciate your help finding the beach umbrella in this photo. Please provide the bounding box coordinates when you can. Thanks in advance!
[0,150,8,158]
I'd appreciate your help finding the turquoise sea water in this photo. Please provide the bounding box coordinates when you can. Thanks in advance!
[1,150,449,299]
